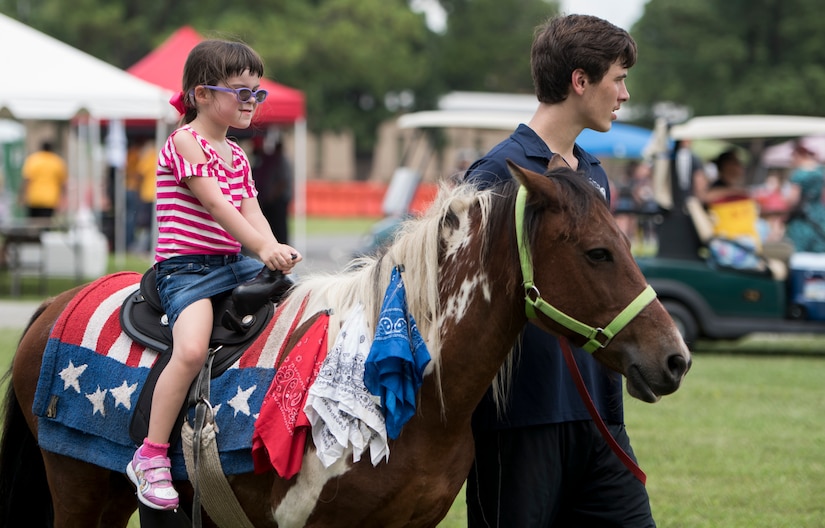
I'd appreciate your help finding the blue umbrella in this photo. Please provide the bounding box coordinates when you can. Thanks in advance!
[576,122,653,159]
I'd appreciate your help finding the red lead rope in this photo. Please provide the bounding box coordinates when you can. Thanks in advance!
[559,337,647,485]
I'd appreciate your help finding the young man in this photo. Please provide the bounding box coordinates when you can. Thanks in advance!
[464,14,656,527]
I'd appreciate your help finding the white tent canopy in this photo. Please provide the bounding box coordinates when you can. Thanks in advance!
[0,13,174,121]
[0,14,179,269]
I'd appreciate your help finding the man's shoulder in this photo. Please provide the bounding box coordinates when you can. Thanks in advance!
[464,139,522,188]
[465,126,552,187]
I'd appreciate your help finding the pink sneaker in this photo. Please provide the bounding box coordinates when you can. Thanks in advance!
[126,449,179,510]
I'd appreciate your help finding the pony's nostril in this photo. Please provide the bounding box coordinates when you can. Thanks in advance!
[667,354,689,380]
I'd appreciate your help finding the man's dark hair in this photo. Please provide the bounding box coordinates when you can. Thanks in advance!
[531,14,637,104]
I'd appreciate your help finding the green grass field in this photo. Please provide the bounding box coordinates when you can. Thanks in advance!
[1,331,823,526]
[625,352,825,528]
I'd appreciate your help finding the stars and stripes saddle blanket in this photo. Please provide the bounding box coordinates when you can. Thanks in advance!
[31,272,315,479]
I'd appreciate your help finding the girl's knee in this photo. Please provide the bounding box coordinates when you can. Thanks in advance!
[171,341,209,372]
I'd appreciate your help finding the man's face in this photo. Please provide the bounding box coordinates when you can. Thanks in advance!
[581,61,630,133]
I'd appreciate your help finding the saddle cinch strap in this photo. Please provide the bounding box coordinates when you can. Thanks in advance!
[120,266,293,446]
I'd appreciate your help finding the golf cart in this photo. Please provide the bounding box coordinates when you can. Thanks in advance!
[637,115,825,346]
[357,101,654,256]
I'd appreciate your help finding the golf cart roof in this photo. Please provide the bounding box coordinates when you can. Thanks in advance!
[397,110,532,131]
[671,115,825,140]
[398,109,655,159]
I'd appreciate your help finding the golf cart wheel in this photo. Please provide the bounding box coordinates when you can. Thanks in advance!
[787,303,807,320]
[662,300,698,348]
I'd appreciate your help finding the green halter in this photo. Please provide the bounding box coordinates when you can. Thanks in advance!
[515,185,657,353]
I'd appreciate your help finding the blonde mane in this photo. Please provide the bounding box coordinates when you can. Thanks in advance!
[288,182,494,404]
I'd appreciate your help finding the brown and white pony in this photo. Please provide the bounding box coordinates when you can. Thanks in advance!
[0,161,690,527]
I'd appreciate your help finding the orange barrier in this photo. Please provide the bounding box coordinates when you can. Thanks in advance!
[303,180,439,218]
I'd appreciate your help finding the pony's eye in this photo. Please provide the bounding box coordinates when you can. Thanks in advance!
[586,248,613,263]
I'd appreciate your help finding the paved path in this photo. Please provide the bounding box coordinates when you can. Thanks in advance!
[0,300,40,329]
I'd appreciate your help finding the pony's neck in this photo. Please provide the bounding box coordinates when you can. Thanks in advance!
[420,203,528,429]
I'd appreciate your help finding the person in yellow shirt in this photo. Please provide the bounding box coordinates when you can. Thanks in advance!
[124,141,145,249]
[20,141,68,218]
[133,140,157,253]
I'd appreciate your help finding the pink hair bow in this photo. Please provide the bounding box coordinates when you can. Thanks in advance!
[169,91,187,115]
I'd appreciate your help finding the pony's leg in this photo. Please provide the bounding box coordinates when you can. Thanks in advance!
[42,451,134,528]
[101,474,139,527]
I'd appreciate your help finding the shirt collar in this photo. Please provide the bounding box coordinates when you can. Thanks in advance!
[513,123,602,172]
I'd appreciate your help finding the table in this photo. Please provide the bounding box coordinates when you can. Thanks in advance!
[0,220,52,297]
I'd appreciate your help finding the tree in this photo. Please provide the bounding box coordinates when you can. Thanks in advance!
[630,0,825,120]
[243,0,437,156]
[434,0,561,93]
[0,0,203,68]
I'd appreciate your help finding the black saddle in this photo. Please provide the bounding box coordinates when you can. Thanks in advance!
[120,266,294,445]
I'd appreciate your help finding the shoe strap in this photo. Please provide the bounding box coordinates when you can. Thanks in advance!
[139,455,172,470]
[143,467,173,484]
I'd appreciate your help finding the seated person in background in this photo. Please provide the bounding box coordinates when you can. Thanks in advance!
[753,172,791,245]
[702,149,765,268]
[785,143,825,253]
[701,149,749,205]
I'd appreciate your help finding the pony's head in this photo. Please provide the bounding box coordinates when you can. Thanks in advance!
[507,159,691,402]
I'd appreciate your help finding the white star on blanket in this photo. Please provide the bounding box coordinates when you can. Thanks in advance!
[110,380,138,410]
[86,386,108,416]
[60,361,87,393]
[228,385,257,417]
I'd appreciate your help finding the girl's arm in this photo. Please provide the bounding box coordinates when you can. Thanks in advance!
[239,196,277,243]
[187,176,301,272]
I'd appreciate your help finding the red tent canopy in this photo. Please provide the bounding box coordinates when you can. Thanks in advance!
[128,26,305,125]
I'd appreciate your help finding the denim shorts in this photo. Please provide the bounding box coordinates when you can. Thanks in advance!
[155,253,264,329]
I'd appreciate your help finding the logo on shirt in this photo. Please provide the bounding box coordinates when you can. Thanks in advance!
[588,179,607,200]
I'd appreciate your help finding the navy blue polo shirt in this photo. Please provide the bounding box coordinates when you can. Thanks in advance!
[466,124,624,429]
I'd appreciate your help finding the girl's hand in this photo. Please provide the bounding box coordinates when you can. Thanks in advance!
[260,243,302,273]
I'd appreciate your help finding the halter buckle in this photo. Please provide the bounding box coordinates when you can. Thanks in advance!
[591,328,612,348]
[525,285,541,304]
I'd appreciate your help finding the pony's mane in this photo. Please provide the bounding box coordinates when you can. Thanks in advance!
[289,181,495,375]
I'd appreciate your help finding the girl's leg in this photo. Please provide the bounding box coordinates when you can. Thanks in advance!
[147,298,214,443]
[128,298,214,510]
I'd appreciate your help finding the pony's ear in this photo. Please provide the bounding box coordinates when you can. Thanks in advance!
[547,154,567,171]
[506,159,544,188]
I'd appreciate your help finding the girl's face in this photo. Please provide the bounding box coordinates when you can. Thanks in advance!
[199,69,263,130]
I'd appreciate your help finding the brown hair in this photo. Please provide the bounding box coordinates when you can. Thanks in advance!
[714,148,741,169]
[792,141,815,158]
[180,39,265,124]
[531,14,637,104]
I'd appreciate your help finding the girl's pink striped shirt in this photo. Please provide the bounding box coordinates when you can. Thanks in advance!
[154,125,258,263]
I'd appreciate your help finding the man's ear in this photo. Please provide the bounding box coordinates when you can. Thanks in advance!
[571,68,588,95]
